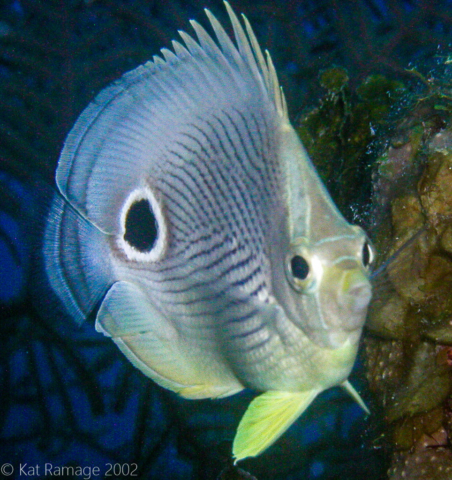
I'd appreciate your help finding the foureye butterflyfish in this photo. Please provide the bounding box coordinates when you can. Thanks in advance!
[43,1,374,462]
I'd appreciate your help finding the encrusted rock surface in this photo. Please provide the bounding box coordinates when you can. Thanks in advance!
[367,111,452,478]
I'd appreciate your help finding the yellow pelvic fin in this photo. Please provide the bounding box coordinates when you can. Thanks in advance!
[342,380,370,415]
[233,389,319,463]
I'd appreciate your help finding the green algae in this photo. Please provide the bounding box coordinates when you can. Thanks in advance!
[295,61,452,476]
[297,67,406,216]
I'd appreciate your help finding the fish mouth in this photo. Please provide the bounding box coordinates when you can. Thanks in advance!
[338,269,372,317]
[306,267,371,349]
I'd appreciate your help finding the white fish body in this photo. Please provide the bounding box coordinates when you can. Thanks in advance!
[43,2,374,462]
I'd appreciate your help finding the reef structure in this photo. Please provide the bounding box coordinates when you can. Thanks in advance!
[366,72,452,480]
[297,63,452,479]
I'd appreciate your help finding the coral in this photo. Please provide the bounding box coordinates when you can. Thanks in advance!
[388,428,452,480]
[366,65,452,479]
[298,56,452,480]
[297,66,405,221]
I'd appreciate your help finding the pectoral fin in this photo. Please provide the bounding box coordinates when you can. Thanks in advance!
[233,389,320,462]
[96,281,187,393]
[96,281,243,399]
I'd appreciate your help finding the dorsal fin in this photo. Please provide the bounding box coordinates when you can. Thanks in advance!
[56,1,288,234]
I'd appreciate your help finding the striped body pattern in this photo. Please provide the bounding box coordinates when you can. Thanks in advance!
[43,2,374,461]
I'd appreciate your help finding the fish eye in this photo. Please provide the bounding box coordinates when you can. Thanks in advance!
[119,186,167,262]
[362,241,374,268]
[286,252,312,292]
[291,255,310,280]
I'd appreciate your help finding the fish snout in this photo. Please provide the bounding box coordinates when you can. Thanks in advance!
[339,269,372,317]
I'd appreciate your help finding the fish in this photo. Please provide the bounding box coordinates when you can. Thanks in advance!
[42,1,374,463]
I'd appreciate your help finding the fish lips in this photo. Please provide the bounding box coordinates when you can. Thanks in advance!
[302,268,372,349]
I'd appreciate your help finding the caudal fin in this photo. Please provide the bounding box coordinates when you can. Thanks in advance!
[35,193,112,325]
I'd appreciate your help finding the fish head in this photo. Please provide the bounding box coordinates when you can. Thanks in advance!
[284,226,373,349]
[275,125,375,350]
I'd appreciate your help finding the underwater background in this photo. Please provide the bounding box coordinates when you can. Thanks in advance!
[2,0,452,479]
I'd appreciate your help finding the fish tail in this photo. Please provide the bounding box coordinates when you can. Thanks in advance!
[34,194,112,325]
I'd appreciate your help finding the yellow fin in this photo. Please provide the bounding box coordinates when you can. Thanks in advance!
[342,380,370,415]
[233,389,319,462]
[178,384,243,400]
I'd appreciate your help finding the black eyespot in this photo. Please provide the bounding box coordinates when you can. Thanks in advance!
[124,199,158,252]
[290,255,310,280]
[362,241,373,268]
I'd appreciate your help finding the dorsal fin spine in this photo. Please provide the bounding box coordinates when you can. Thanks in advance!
[171,40,190,58]
[173,2,288,121]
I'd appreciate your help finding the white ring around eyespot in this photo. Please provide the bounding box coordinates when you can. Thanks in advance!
[118,185,167,262]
